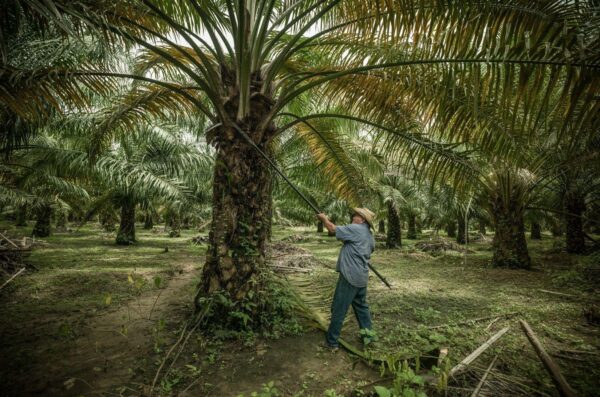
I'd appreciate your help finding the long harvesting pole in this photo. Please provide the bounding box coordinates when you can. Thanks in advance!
[227,122,392,289]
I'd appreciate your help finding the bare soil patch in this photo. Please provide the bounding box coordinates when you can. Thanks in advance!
[1,262,199,397]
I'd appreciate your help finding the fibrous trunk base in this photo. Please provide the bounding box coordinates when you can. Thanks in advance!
[490,192,530,269]
[195,123,274,330]
[116,200,136,245]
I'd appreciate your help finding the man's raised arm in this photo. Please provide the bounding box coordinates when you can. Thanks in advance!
[317,213,336,234]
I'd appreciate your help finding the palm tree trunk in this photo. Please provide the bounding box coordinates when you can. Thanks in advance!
[551,223,563,237]
[265,182,273,241]
[55,211,67,232]
[378,219,385,234]
[386,201,401,248]
[15,205,27,227]
[489,190,530,269]
[478,219,486,235]
[446,221,456,238]
[407,214,417,239]
[530,221,542,240]
[168,212,181,237]
[456,212,467,244]
[143,212,154,229]
[564,190,585,253]
[100,208,116,232]
[197,129,272,309]
[32,204,52,237]
[116,199,136,245]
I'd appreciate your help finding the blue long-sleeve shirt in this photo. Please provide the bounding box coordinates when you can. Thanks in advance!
[335,223,375,288]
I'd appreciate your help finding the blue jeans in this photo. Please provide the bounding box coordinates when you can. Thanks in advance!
[326,274,372,347]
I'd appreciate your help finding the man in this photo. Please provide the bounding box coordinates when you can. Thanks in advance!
[317,207,376,350]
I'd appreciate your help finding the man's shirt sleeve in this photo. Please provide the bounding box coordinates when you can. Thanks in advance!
[336,224,357,242]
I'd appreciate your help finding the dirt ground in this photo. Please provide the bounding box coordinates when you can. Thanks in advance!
[1,224,599,396]
[0,225,382,397]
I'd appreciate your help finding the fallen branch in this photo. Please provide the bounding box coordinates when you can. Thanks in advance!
[0,232,20,249]
[449,327,509,378]
[268,264,313,273]
[519,320,576,397]
[429,312,519,330]
[485,317,501,331]
[470,354,499,397]
[0,267,26,290]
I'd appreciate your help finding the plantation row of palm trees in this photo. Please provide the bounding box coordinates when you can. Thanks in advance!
[1,1,598,321]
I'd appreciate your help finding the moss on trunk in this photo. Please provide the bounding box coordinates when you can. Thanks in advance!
[199,137,271,302]
[195,77,279,330]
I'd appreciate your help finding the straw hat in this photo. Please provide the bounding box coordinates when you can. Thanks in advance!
[352,207,375,228]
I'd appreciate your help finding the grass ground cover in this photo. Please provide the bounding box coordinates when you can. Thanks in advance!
[0,222,598,396]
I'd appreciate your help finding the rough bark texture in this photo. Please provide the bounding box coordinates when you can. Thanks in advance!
[489,189,531,269]
[407,214,417,239]
[199,136,272,304]
[116,200,136,245]
[32,204,52,237]
[378,219,385,234]
[386,201,402,248]
[530,221,542,240]
[196,72,278,322]
[317,221,324,233]
[564,190,585,253]
[446,221,457,238]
